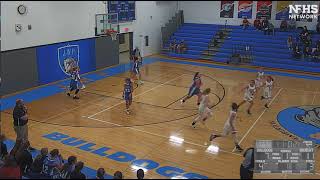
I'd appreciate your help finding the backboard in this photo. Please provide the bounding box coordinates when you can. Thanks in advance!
[95,13,119,36]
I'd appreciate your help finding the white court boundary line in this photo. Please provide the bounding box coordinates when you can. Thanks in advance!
[87,74,185,118]
[232,88,283,152]
[312,94,317,105]
[86,116,242,157]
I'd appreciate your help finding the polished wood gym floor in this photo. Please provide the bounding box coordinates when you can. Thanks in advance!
[1,59,320,179]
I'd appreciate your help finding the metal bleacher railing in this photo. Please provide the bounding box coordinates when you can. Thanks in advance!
[161,10,184,50]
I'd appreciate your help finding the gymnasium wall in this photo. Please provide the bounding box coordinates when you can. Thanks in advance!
[179,1,319,30]
[1,1,105,51]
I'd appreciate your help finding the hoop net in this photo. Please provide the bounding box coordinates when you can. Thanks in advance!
[106,29,118,41]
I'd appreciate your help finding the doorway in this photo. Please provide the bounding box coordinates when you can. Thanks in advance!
[119,32,133,64]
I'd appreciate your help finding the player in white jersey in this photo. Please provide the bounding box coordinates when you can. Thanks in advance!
[238,80,256,115]
[255,69,265,89]
[261,76,274,108]
[192,88,212,128]
[209,103,243,152]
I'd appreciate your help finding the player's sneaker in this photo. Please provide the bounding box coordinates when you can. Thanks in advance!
[73,96,79,100]
[67,93,71,97]
[265,104,269,108]
[235,145,243,152]
[247,110,251,115]
[209,134,218,142]
[192,121,196,128]
[180,99,185,105]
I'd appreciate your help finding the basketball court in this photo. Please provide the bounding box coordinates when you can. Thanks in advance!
[1,55,319,179]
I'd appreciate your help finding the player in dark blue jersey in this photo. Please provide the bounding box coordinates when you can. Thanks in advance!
[131,59,143,86]
[181,72,203,105]
[123,78,133,114]
[67,66,83,99]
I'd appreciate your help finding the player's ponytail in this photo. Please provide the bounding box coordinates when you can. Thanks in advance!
[194,72,199,79]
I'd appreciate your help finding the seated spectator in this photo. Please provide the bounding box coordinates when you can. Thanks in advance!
[303,46,312,59]
[42,149,64,178]
[253,19,262,30]
[0,134,8,160]
[241,17,250,30]
[61,156,77,179]
[30,148,48,173]
[264,22,274,35]
[169,39,177,52]
[213,38,219,47]
[177,40,187,54]
[96,168,105,179]
[240,147,254,179]
[0,155,21,179]
[316,40,320,49]
[218,31,224,39]
[293,46,302,59]
[15,141,33,175]
[312,47,320,60]
[114,171,123,179]
[288,19,296,31]
[280,19,288,31]
[287,35,293,50]
[317,21,320,34]
[70,161,86,179]
[137,169,144,179]
[261,18,269,30]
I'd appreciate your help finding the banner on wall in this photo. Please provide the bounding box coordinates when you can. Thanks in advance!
[238,1,253,19]
[220,1,235,18]
[275,1,292,20]
[36,39,96,85]
[256,1,272,20]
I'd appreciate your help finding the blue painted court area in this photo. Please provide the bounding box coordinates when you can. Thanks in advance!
[277,106,320,145]
[1,56,320,112]
[3,139,114,179]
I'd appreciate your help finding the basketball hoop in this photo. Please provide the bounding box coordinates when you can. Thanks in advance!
[106,29,118,41]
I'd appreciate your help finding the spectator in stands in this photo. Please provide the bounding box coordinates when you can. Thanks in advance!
[137,169,144,179]
[177,40,187,54]
[218,31,224,39]
[169,39,177,52]
[293,45,302,59]
[241,17,250,30]
[280,19,288,32]
[264,22,274,35]
[240,147,254,179]
[316,40,320,49]
[15,141,33,175]
[96,168,105,179]
[213,38,219,47]
[30,148,48,173]
[312,46,320,61]
[70,161,86,179]
[253,19,262,30]
[317,21,320,33]
[42,149,64,178]
[287,35,293,50]
[288,19,296,31]
[114,171,123,179]
[0,155,21,179]
[0,134,8,160]
[261,18,269,30]
[303,46,312,60]
[61,156,77,179]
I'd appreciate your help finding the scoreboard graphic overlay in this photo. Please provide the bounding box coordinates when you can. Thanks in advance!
[108,1,136,22]
[254,140,315,174]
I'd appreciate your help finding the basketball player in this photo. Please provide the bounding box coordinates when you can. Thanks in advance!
[67,66,82,99]
[261,76,274,108]
[181,72,203,105]
[192,88,212,128]
[238,80,256,115]
[209,103,243,152]
[123,78,133,115]
[255,68,265,89]
[131,58,143,85]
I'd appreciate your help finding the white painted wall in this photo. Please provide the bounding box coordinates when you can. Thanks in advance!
[179,1,319,30]
[1,1,105,51]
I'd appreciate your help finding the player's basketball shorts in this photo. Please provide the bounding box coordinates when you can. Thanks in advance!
[133,68,140,75]
[188,86,200,97]
[70,80,79,91]
[222,123,236,136]
[199,106,211,116]
[244,93,254,102]
[124,93,132,101]
[255,79,263,88]
[263,87,272,99]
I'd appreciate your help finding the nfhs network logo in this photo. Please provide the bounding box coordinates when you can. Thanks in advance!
[288,4,319,20]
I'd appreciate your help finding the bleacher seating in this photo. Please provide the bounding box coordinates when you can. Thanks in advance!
[162,23,320,74]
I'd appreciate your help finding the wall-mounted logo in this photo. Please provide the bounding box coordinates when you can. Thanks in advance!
[288,4,319,20]
[58,45,80,75]
[277,106,320,145]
